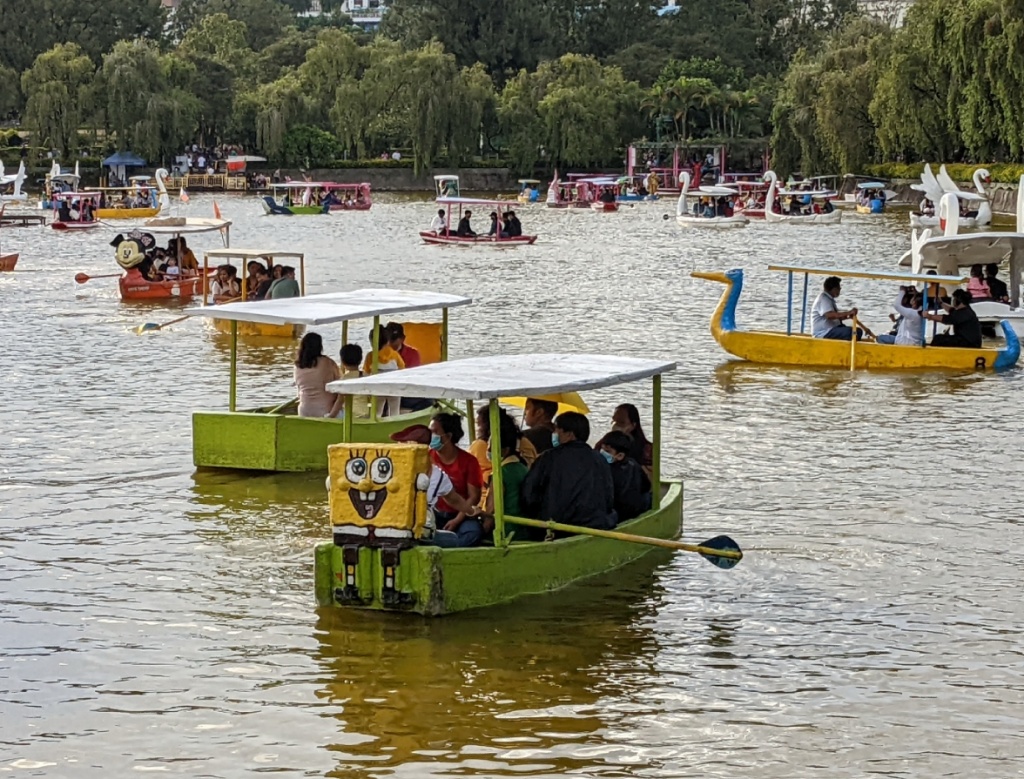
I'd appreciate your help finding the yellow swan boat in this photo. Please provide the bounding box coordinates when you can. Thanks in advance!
[692,265,1020,371]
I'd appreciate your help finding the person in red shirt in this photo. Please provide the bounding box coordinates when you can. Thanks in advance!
[428,412,484,547]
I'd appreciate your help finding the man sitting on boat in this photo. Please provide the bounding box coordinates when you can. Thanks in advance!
[267,266,300,299]
[922,289,983,348]
[875,287,923,346]
[430,208,447,235]
[522,398,558,456]
[812,276,862,341]
[456,210,477,238]
[985,263,1010,303]
[506,211,522,237]
[521,411,617,531]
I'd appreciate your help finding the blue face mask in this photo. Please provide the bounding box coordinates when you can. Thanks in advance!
[600,450,614,464]
[429,434,443,451]
[551,432,561,448]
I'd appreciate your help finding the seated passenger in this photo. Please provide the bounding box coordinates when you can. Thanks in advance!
[986,263,1010,303]
[293,332,341,418]
[701,201,715,218]
[923,289,983,348]
[210,264,240,303]
[599,188,615,204]
[607,403,653,475]
[811,276,862,341]
[456,210,477,237]
[520,411,616,531]
[967,263,991,300]
[484,408,531,540]
[327,343,370,419]
[521,397,558,459]
[56,199,72,222]
[507,211,523,237]
[599,430,651,522]
[924,270,951,310]
[488,211,499,237]
[250,265,273,301]
[163,256,180,278]
[428,412,484,547]
[363,324,405,416]
[875,287,923,345]
[267,266,301,299]
[176,238,200,277]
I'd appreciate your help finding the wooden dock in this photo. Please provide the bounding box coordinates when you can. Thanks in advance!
[0,213,46,227]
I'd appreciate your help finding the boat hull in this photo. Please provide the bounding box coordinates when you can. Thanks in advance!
[96,207,160,220]
[419,231,537,246]
[52,221,99,231]
[856,202,885,214]
[0,253,18,271]
[591,201,618,212]
[314,482,683,615]
[119,275,205,301]
[764,209,842,224]
[677,215,748,228]
[210,318,303,339]
[192,406,438,471]
[910,213,981,230]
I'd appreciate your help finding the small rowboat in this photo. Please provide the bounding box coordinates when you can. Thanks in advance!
[421,197,537,246]
[0,253,17,271]
[692,264,1020,371]
[675,172,747,228]
[51,190,102,230]
[763,170,841,224]
[118,217,232,301]
[95,170,170,220]
[183,288,473,472]
[315,353,703,616]
[591,200,618,212]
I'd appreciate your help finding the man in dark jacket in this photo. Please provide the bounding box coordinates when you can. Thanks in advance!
[456,210,477,237]
[521,411,616,531]
[598,431,651,522]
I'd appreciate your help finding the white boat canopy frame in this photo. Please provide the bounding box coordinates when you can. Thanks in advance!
[201,248,308,303]
[325,353,677,547]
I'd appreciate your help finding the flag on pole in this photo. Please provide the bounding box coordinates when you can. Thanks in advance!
[213,201,222,220]
[180,187,190,204]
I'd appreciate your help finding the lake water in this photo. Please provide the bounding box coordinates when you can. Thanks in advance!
[2,195,1023,777]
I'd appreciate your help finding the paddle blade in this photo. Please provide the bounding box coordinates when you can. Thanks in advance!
[135,322,160,334]
[698,535,743,569]
[74,272,89,283]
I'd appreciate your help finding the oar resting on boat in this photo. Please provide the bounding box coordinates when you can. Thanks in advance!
[310,352,742,616]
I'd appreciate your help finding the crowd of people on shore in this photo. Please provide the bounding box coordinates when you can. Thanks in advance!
[811,265,1010,348]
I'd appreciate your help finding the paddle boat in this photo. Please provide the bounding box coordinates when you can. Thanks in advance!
[95,170,170,219]
[261,182,331,215]
[184,289,472,472]
[733,180,768,220]
[899,188,1024,337]
[314,353,740,615]
[115,217,231,301]
[545,180,591,209]
[615,175,658,203]
[421,197,537,246]
[763,170,841,224]
[200,248,307,339]
[675,172,747,228]
[39,161,81,209]
[853,181,893,214]
[516,179,541,204]
[583,178,620,212]
[0,205,17,271]
[50,191,101,231]
[691,264,1019,371]
[434,174,460,198]
[327,182,372,211]
[0,161,28,204]
[910,164,991,229]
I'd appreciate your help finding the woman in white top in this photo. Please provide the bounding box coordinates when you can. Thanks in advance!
[876,287,924,346]
[210,264,240,303]
[293,332,341,417]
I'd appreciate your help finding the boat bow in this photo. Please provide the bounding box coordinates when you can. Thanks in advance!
[691,268,742,337]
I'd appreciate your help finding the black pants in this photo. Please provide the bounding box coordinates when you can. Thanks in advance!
[931,333,977,348]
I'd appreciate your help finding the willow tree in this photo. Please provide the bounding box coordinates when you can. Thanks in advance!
[20,43,96,155]
[242,72,311,158]
[100,39,165,152]
[769,50,826,176]
[299,28,367,126]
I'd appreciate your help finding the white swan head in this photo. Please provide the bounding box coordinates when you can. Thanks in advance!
[973,168,991,194]
[676,171,692,216]
[938,192,959,236]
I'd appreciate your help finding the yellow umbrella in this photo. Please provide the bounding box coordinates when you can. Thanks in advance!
[500,392,590,415]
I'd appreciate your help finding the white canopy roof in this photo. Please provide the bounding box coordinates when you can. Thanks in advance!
[898,233,1024,268]
[142,217,231,234]
[325,353,676,400]
[777,188,836,197]
[186,289,472,325]
[204,248,303,260]
[693,185,738,196]
[437,196,517,207]
[770,264,967,283]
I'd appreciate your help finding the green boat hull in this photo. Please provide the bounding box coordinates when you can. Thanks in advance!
[192,406,437,472]
[314,482,683,615]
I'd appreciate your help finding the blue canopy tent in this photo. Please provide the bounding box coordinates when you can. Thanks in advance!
[102,151,147,186]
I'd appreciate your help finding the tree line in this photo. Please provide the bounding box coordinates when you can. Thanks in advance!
[1,0,872,172]
[771,0,1024,177]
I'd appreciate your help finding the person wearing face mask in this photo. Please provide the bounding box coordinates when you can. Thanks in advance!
[520,411,616,531]
[599,431,651,522]
[521,397,558,457]
[604,403,653,476]
[427,412,484,547]
[482,409,531,540]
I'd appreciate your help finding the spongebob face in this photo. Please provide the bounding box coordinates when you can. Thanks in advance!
[344,450,394,520]
[328,443,429,545]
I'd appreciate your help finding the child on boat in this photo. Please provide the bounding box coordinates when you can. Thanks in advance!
[163,255,180,278]
[327,344,370,419]
[362,325,405,416]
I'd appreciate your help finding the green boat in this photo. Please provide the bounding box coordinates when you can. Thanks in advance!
[313,353,738,616]
[184,289,472,472]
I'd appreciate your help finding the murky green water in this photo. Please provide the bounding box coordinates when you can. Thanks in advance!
[2,196,1023,777]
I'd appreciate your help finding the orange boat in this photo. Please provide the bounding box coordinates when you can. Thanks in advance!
[0,253,17,271]
[115,216,231,301]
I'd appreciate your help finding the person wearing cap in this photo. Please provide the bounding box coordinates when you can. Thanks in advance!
[506,210,522,237]
[521,411,616,531]
[386,322,433,412]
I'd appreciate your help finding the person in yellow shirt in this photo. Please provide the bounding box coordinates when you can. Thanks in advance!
[362,325,405,416]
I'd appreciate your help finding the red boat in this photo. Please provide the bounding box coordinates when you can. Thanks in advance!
[327,182,372,211]
[120,272,207,300]
[423,197,537,246]
[51,191,102,230]
[0,253,17,271]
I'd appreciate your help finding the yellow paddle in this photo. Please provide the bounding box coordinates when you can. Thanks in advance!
[503,516,742,569]
[849,316,857,371]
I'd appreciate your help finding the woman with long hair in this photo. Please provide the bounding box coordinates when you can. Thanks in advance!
[609,403,653,474]
[293,332,341,418]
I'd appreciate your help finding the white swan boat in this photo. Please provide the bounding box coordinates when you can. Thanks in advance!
[675,172,747,228]
[0,161,28,204]
[763,171,841,224]
[910,164,991,229]
[900,188,1024,336]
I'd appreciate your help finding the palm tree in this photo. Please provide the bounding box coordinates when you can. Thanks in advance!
[667,76,716,142]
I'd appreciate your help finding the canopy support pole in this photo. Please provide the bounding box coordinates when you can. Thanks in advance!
[341,321,348,347]
[343,395,353,443]
[202,255,209,305]
[441,308,449,361]
[229,320,237,412]
[488,399,507,546]
[786,270,793,335]
[466,400,475,442]
[652,374,662,500]
[923,287,930,346]
[299,255,306,296]
[800,273,809,334]
[370,315,379,422]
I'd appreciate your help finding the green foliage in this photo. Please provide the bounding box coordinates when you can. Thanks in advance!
[21,43,96,155]
[173,0,293,50]
[866,162,1024,184]
[0,129,24,148]
[280,124,342,167]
